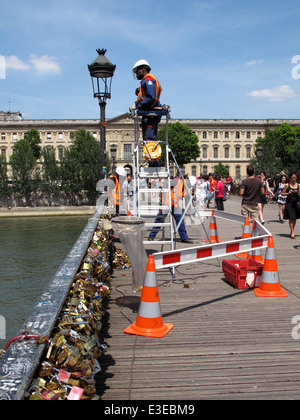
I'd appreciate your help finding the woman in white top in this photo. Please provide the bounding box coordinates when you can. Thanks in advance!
[195,175,210,209]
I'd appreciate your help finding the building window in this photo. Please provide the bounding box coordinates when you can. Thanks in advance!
[1,148,6,160]
[1,133,5,141]
[235,147,240,159]
[214,131,218,139]
[124,144,132,159]
[203,165,208,175]
[225,132,229,139]
[47,132,52,140]
[213,147,218,159]
[58,132,63,140]
[192,166,197,177]
[13,133,18,141]
[236,165,241,179]
[202,146,207,159]
[236,131,240,139]
[224,146,229,159]
[247,132,251,139]
[202,131,207,139]
[246,146,252,159]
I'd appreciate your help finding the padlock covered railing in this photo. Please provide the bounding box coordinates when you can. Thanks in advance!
[0,209,109,400]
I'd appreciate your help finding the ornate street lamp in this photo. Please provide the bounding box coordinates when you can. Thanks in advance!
[256,146,263,172]
[110,144,117,173]
[88,49,116,178]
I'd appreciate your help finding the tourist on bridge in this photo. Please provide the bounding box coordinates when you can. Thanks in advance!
[282,172,300,239]
[239,165,265,222]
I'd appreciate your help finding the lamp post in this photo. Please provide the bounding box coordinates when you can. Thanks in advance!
[257,146,263,172]
[88,49,116,179]
[110,145,117,173]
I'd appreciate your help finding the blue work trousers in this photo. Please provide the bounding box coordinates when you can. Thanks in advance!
[149,207,188,240]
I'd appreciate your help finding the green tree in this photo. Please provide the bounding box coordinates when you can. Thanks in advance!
[214,162,228,178]
[9,139,37,203]
[0,156,11,198]
[23,129,42,160]
[70,129,102,203]
[60,147,82,203]
[40,146,61,193]
[252,123,300,175]
[157,122,200,167]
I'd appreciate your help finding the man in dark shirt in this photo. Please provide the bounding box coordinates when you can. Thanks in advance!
[239,165,264,221]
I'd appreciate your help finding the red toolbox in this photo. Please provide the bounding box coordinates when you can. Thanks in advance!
[222,259,264,290]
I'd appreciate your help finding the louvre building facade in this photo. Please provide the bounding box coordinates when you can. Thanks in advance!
[1,111,300,179]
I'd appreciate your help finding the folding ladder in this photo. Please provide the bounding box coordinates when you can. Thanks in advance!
[131,107,175,252]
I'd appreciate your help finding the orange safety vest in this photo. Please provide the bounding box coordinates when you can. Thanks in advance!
[108,175,120,206]
[163,178,185,209]
[135,73,162,107]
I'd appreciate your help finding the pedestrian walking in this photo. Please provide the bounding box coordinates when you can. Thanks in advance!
[282,173,300,239]
[215,175,225,211]
[239,165,265,222]
[277,174,287,223]
[257,171,274,224]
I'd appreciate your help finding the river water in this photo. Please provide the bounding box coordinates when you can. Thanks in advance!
[0,215,91,349]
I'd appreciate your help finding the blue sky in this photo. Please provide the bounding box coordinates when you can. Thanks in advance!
[0,0,300,120]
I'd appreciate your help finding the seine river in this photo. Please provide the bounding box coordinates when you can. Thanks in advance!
[0,215,91,349]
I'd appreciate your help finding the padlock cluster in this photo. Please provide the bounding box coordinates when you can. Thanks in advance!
[112,249,131,270]
[25,219,114,400]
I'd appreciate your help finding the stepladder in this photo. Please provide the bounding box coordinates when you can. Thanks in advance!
[131,106,175,253]
[130,106,211,277]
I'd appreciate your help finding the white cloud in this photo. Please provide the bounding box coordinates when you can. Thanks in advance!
[5,54,61,75]
[29,54,61,75]
[5,55,30,70]
[248,84,296,102]
[245,59,264,66]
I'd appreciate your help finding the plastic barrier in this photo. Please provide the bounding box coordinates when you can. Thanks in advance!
[154,235,269,270]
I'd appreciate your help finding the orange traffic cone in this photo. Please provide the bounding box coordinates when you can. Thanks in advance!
[235,217,251,258]
[124,255,174,337]
[204,211,221,243]
[254,236,288,298]
[247,221,264,263]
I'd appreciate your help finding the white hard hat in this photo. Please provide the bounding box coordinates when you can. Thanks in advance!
[132,59,151,74]
[116,166,127,177]
[189,176,197,187]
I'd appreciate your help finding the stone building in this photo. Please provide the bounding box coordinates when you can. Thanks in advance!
[1,110,299,179]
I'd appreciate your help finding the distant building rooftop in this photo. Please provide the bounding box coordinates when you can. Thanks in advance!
[0,111,23,121]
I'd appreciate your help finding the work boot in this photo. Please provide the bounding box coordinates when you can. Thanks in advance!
[181,238,193,244]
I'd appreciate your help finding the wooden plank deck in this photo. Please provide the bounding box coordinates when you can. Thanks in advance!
[96,196,300,400]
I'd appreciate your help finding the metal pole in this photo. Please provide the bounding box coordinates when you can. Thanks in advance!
[99,100,106,179]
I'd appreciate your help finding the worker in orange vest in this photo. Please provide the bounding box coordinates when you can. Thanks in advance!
[130,59,162,142]
[149,176,193,243]
[107,166,127,215]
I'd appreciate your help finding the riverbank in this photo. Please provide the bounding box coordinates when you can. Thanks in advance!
[0,206,97,217]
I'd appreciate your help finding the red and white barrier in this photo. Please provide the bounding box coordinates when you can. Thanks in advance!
[154,235,269,270]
